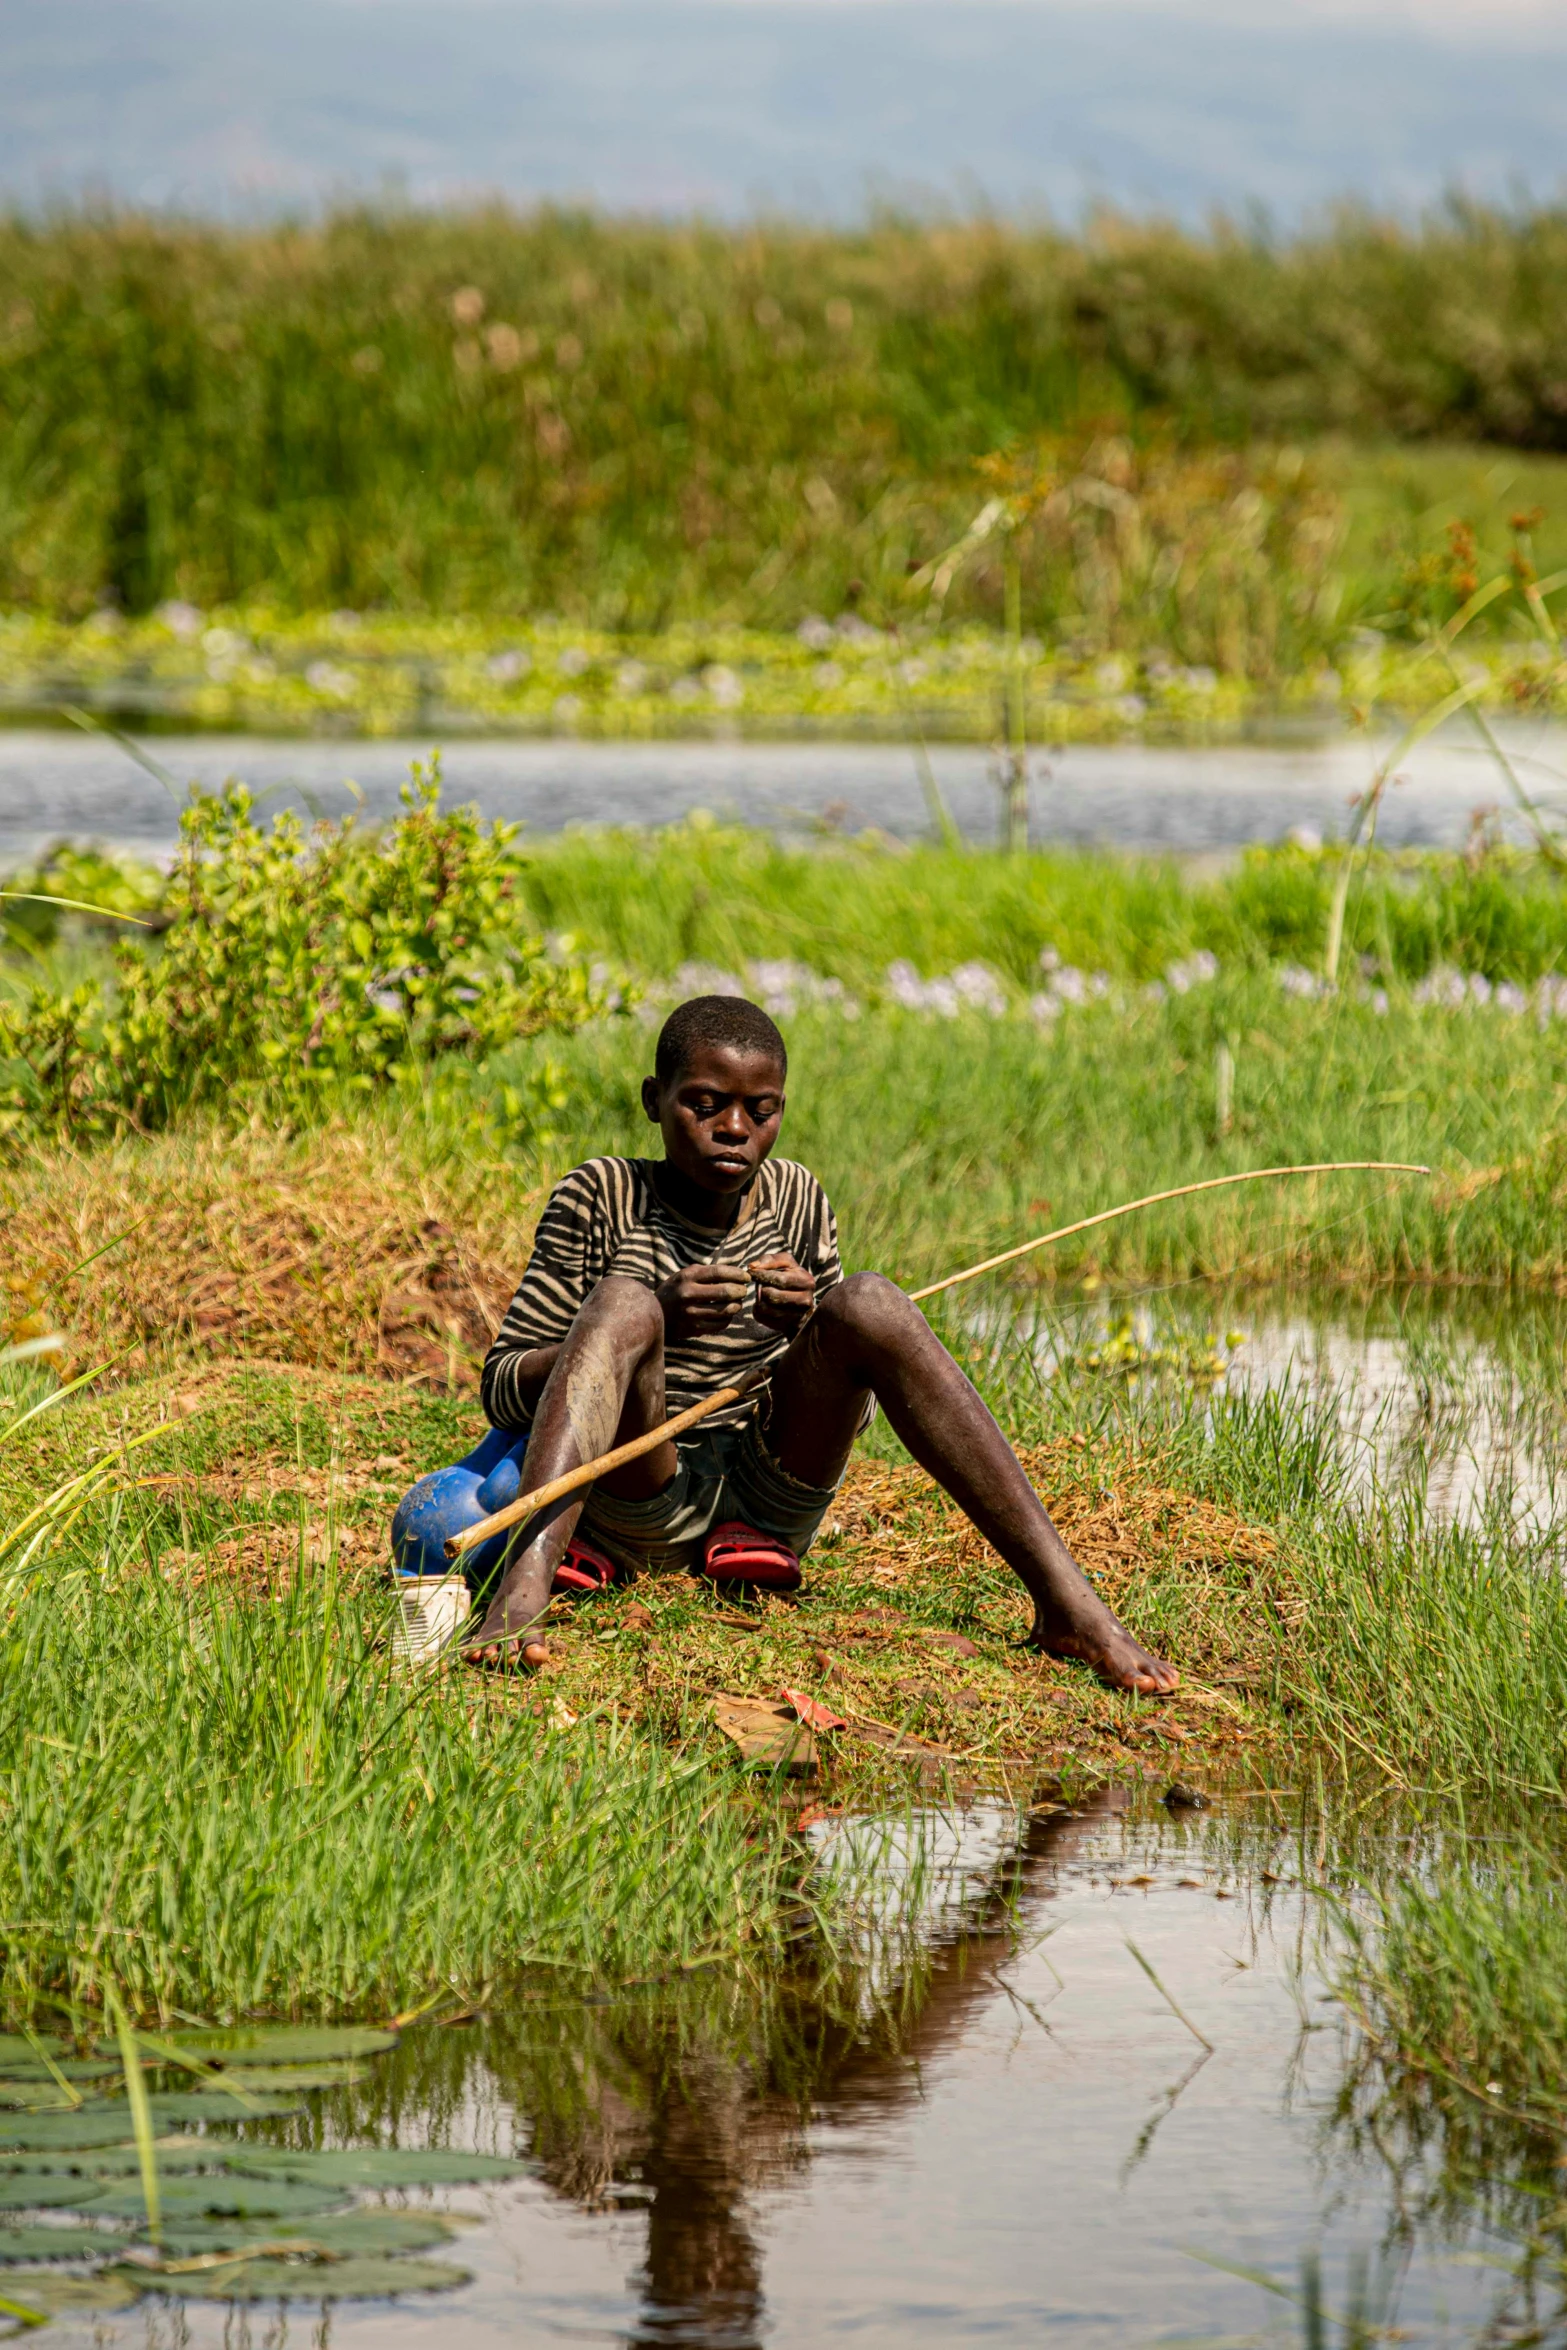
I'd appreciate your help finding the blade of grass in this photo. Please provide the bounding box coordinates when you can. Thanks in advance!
[102,1977,160,2245]
[1125,1937,1214,2051]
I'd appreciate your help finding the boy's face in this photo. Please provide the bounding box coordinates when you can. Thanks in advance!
[641,1043,786,1196]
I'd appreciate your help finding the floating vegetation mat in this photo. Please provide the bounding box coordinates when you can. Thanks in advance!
[0,2021,526,2327]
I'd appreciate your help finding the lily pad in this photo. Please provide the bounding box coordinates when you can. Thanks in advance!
[147,2211,456,2259]
[208,2065,372,2092]
[232,2146,530,2188]
[141,2254,470,2301]
[0,2113,137,2152]
[158,2028,398,2067]
[0,2174,107,2210]
[1,2146,239,2181]
[0,2224,129,2263]
[0,2085,83,2115]
[0,2063,120,2087]
[0,2267,142,2317]
[145,2092,303,2124]
[0,2041,67,2070]
[93,2178,349,2223]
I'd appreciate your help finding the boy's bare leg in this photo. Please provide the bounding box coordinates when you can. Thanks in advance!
[462,1277,672,1662]
[766,1272,1177,1695]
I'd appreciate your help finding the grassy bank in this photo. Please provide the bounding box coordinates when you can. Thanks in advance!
[9,1124,1567,2016]
[0,1364,801,2022]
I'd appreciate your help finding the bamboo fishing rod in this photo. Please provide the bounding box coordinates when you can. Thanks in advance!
[444,1157,1428,1562]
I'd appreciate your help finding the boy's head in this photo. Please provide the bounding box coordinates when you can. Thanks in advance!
[643,995,788,1197]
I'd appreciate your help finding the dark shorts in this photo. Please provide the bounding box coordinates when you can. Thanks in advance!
[578,1409,843,1575]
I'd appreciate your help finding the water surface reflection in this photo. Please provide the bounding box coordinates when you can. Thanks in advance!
[89,1790,1546,2350]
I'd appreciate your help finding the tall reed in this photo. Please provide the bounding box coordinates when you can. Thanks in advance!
[4,203,1567,624]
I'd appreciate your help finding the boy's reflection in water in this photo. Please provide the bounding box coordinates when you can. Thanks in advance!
[511,1789,1129,2350]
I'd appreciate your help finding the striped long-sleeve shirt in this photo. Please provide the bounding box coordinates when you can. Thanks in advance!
[480,1155,844,1434]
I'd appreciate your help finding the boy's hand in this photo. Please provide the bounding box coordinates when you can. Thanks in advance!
[657,1262,751,1342]
[748,1252,817,1334]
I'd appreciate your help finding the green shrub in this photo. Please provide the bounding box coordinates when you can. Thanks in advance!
[0,762,608,1139]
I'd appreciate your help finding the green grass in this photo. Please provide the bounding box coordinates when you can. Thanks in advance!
[513,824,1567,990]
[0,1385,803,2022]
[1336,1838,1567,2134]
[5,203,1567,646]
[480,979,1567,1291]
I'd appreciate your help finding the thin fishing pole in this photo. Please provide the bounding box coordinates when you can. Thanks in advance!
[906,1162,1429,1303]
[447,1158,1430,1561]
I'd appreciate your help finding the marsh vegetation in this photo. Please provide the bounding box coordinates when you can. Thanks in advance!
[9,780,1567,2334]
[4,207,1567,742]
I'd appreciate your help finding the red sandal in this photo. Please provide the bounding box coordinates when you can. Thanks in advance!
[700,1520,802,1592]
[552,1534,616,1595]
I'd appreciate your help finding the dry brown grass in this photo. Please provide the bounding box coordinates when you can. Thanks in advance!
[2,1118,541,1389]
[441,1442,1288,1781]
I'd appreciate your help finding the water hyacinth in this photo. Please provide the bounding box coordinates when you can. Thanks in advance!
[1164,951,1220,994]
[1411,967,1530,1014]
[1276,962,1561,1017]
[639,943,1232,1027]
[637,958,862,1020]
[885,960,1008,1017]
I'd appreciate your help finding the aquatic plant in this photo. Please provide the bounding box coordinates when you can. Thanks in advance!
[2,604,1563,738]
[1335,1839,1567,2137]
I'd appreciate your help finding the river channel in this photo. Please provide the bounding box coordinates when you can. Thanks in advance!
[4,718,1567,861]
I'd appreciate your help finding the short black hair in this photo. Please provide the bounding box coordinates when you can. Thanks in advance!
[654,995,788,1088]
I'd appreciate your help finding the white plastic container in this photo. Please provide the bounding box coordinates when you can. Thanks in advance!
[392,1573,471,1665]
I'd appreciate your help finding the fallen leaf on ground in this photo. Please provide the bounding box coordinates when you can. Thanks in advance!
[712,1694,816,1773]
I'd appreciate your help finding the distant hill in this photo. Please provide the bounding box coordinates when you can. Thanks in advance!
[2,0,1565,221]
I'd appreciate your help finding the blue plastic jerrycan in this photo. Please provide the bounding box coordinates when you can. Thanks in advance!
[390,1424,531,1592]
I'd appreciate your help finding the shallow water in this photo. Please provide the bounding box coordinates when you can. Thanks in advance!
[36,1791,1531,2350]
[4,719,1566,861]
[989,1284,1567,1537]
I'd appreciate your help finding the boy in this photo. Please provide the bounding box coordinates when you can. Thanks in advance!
[464,994,1177,1695]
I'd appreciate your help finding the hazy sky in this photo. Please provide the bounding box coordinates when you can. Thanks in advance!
[3,0,1564,221]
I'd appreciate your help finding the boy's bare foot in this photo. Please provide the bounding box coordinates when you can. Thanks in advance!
[461,1563,552,1668]
[1029,1600,1179,1695]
